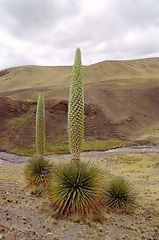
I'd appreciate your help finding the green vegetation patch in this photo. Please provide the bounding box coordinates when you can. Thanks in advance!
[82,139,133,152]
[7,106,35,129]
[10,139,133,156]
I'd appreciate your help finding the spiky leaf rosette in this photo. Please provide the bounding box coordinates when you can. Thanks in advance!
[105,177,137,210]
[68,48,84,162]
[36,92,45,156]
[25,157,53,186]
[49,162,104,217]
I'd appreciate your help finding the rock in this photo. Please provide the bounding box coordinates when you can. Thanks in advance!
[0,234,4,240]
[98,226,103,232]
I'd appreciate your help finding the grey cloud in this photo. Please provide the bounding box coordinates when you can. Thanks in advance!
[51,0,159,50]
[0,0,159,68]
[115,0,159,27]
[0,47,32,69]
[0,0,80,39]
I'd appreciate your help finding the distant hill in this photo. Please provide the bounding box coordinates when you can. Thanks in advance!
[0,57,159,152]
[0,57,159,93]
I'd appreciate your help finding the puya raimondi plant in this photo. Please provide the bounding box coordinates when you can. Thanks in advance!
[49,162,105,217]
[68,48,84,163]
[105,177,137,211]
[25,93,52,190]
[36,92,45,157]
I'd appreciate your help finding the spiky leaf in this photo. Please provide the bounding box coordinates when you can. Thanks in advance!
[25,157,52,186]
[105,177,137,210]
[49,162,104,217]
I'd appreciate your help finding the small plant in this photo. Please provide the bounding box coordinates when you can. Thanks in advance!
[36,92,45,157]
[25,157,53,187]
[49,162,104,217]
[68,48,84,163]
[105,177,136,211]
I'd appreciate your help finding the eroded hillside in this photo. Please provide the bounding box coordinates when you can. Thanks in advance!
[0,58,159,152]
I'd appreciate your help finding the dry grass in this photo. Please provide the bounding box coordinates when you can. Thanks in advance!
[1,58,159,93]
[101,153,159,211]
[0,163,24,184]
[0,153,159,239]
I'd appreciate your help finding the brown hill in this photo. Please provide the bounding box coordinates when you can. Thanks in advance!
[0,57,159,153]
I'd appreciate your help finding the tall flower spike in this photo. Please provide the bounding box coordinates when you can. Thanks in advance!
[68,48,84,163]
[36,92,45,157]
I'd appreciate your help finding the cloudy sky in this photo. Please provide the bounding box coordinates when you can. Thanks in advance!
[0,0,159,69]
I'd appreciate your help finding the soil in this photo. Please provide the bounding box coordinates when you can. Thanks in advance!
[1,83,159,151]
[0,97,118,152]
[0,150,159,240]
[1,58,159,151]
[0,89,159,152]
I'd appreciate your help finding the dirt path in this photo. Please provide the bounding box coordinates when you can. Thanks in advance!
[0,145,159,164]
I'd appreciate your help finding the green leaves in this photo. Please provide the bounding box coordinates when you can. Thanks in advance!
[25,157,53,186]
[105,177,137,210]
[49,162,104,217]
[68,48,84,162]
[36,92,45,156]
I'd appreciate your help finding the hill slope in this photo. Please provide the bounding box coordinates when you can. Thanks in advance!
[0,57,159,152]
[1,57,159,93]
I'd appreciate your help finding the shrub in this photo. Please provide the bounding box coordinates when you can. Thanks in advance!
[49,162,104,217]
[25,157,53,187]
[105,177,136,211]
[68,48,84,163]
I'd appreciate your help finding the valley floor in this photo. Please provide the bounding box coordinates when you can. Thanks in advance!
[0,153,159,240]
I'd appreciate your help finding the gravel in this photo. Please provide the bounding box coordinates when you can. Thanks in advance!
[0,145,159,164]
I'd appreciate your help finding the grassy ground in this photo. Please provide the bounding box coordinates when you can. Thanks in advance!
[0,153,159,239]
[10,139,133,156]
[137,123,159,145]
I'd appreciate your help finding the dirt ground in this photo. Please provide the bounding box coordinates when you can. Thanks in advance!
[0,153,159,240]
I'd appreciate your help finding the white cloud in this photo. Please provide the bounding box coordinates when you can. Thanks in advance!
[0,0,159,69]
